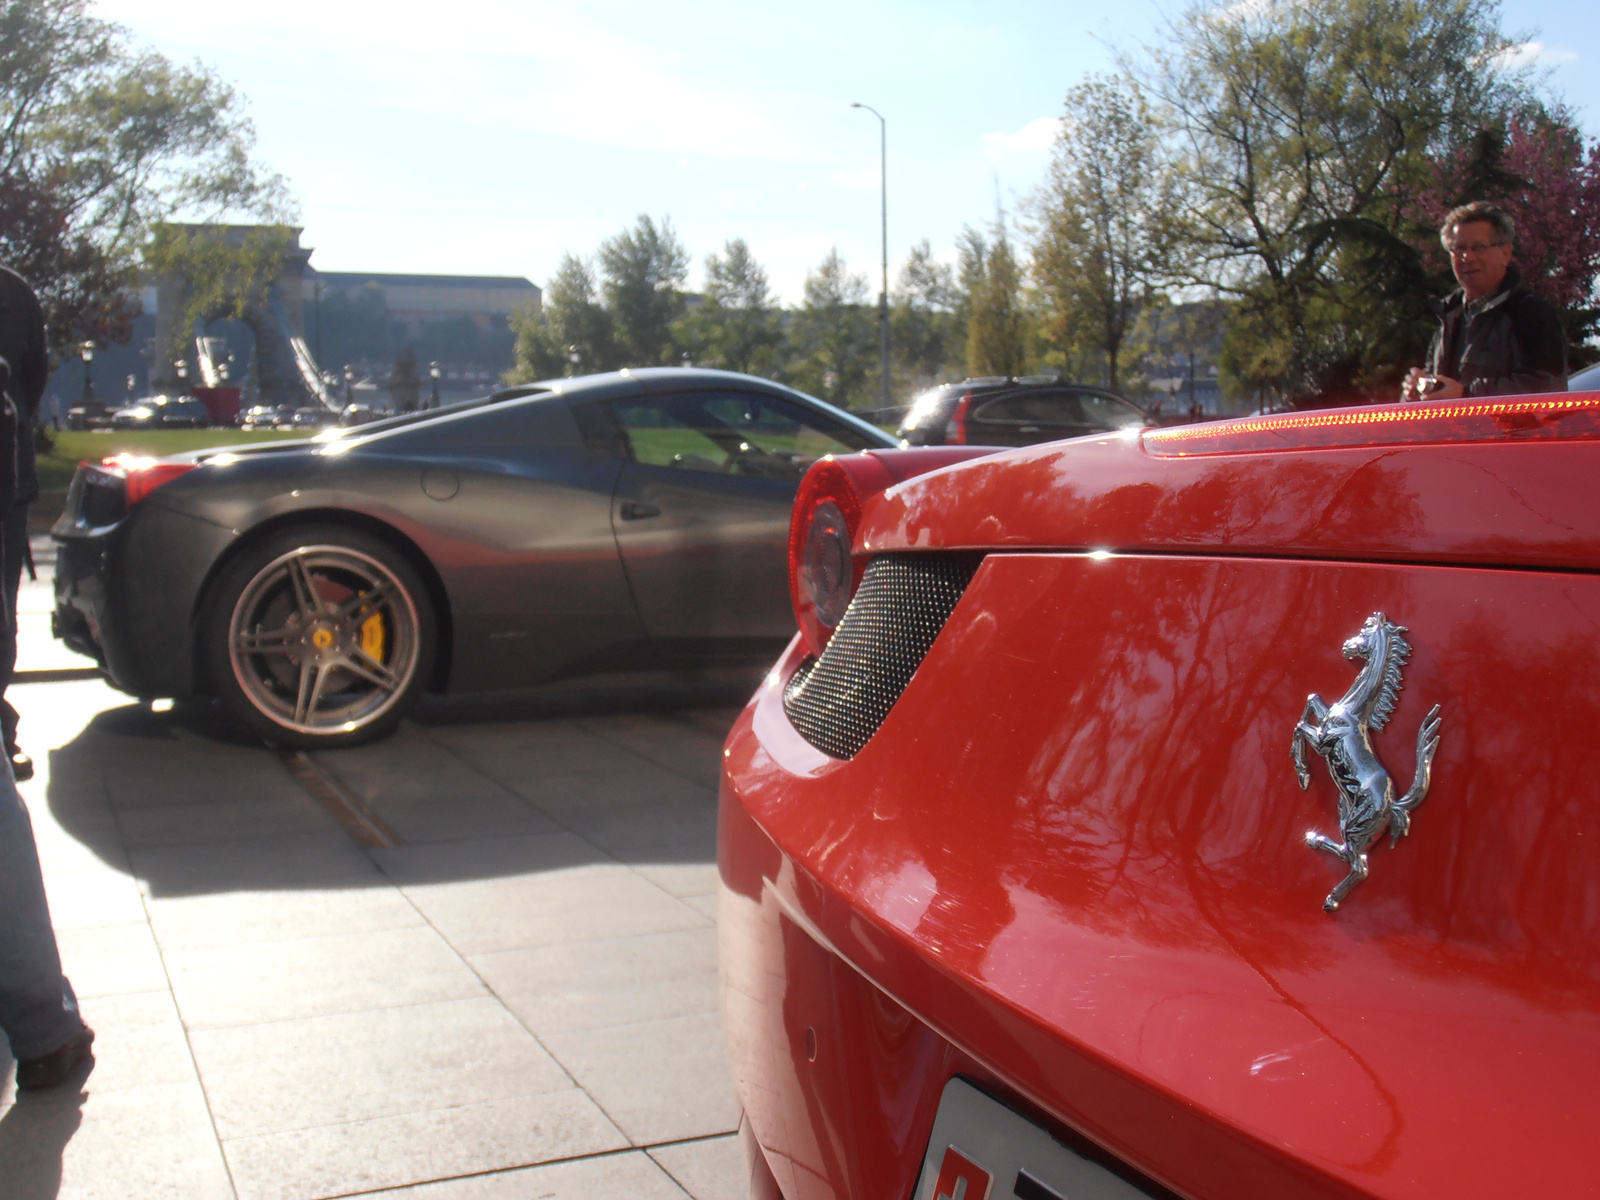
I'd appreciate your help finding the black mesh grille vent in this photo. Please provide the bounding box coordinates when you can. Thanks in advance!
[783,552,985,759]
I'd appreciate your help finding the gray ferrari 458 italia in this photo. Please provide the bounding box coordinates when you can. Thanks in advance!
[52,368,896,746]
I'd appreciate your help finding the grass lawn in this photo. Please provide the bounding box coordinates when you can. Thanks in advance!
[36,428,310,493]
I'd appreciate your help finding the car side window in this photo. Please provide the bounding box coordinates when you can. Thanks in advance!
[974,391,1085,426]
[610,392,872,479]
[1077,392,1145,430]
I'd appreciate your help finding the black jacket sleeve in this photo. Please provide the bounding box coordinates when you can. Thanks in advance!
[1485,293,1569,396]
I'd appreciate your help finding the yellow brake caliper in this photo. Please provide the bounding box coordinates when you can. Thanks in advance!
[359,595,386,663]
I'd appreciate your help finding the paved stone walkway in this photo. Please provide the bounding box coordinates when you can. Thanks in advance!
[0,538,753,1199]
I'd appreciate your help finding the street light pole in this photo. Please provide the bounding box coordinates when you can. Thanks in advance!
[851,102,890,412]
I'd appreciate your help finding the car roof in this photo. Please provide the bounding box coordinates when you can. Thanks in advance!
[317,369,897,450]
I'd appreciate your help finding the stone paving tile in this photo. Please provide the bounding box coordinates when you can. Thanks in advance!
[54,921,168,999]
[165,925,486,1031]
[113,793,337,848]
[632,862,722,899]
[578,715,728,790]
[364,791,561,845]
[102,767,313,812]
[190,996,574,1140]
[312,736,518,806]
[0,1081,235,1200]
[524,762,716,821]
[561,795,718,864]
[35,862,148,931]
[683,893,720,922]
[391,860,711,957]
[144,883,425,954]
[543,1011,741,1146]
[130,830,387,898]
[358,1150,693,1199]
[649,1133,750,1200]
[471,927,719,1036]
[222,1089,628,1200]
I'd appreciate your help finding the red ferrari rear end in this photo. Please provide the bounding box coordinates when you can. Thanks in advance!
[719,396,1600,1200]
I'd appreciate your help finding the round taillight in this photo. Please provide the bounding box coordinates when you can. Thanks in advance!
[789,458,866,656]
[800,500,852,628]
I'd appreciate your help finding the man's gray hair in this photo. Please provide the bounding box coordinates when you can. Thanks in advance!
[1440,201,1515,248]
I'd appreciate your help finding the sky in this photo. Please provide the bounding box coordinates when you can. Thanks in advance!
[100,0,1599,305]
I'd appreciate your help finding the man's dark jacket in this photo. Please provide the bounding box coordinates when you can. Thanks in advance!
[1426,268,1568,397]
[0,266,48,505]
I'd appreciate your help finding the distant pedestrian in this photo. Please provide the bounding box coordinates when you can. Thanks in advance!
[0,353,94,1092]
[1402,201,1568,402]
[0,265,47,780]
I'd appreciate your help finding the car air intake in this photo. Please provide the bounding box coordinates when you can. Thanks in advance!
[783,552,985,759]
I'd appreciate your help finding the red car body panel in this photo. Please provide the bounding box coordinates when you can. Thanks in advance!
[720,398,1600,1199]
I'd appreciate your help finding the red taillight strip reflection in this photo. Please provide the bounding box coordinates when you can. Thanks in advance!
[100,454,198,505]
[1143,394,1600,457]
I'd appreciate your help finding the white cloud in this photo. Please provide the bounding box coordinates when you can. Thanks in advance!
[981,116,1059,157]
[1493,40,1579,70]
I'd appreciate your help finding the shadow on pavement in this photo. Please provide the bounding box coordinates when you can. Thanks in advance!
[44,666,762,900]
[0,1086,87,1199]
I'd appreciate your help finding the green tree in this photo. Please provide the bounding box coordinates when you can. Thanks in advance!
[966,225,1028,377]
[791,248,875,408]
[1033,77,1174,391]
[598,215,689,367]
[1143,0,1528,400]
[0,0,289,356]
[504,253,615,383]
[891,239,960,391]
[676,238,781,374]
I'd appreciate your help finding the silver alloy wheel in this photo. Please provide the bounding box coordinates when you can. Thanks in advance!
[227,544,422,737]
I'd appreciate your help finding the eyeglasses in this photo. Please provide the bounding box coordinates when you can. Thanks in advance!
[1447,241,1508,259]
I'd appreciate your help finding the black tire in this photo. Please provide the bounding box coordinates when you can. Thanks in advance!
[202,524,436,748]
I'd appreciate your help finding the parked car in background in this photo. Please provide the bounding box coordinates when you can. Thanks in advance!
[52,369,896,747]
[722,392,1600,1199]
[290,406,339,429]
[898,376,1148,447]
[110,396,211,429]
[340,403,377,426]
[236,404,292,429]
[1569,360,1600,390]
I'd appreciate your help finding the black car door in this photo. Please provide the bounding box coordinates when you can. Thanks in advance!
[596,389,875,640]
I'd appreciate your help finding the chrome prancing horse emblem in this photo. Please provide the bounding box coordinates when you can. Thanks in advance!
[1292,613,1442,913]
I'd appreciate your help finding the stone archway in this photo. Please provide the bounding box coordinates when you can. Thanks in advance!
[148,224,328,408]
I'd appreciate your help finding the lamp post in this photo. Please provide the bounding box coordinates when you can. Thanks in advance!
[174,359,189,394]
[851,102,890,413]
[80,341,96,403]
[429,361,441,409]
[566,345,581,377]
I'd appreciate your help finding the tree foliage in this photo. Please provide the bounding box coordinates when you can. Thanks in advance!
[1143,0,1531,400]
[891,239,959,390]
[1033,77,1175,391]
[792,248,876,408]
[0,0,288,358]
[675,238,781,375]
[965,224,1028,378]
[599,214,689,367]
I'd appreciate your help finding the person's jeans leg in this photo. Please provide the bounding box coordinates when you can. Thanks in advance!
[0,503,26,751]
[0,777,81,1061]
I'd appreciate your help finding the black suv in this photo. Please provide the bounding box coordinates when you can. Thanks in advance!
[897,376,1148,447]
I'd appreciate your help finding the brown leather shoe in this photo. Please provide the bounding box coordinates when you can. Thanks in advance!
[15,1025,94,1091]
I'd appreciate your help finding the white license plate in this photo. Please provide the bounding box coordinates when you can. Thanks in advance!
[913,1077,1156,1200]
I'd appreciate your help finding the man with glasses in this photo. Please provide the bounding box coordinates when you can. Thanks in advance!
[1402,202,1567,402]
